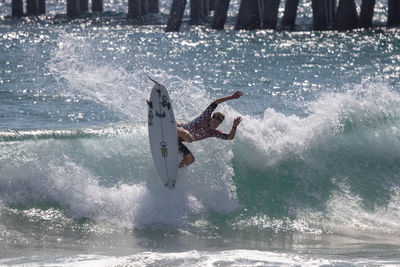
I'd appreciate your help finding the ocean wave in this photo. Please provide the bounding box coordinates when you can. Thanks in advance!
[0,122,239,228]
[233,79,400,233]
[2,77,400,234]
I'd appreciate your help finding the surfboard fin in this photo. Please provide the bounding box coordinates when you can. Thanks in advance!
[165,179,176,189]
[147,75,159,84]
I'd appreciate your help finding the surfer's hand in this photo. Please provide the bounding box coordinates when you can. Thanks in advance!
[215,91,242,105]
[233,117,242,127]
[231,91,243,99]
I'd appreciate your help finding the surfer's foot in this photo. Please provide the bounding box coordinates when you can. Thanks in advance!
[179,154,195,168]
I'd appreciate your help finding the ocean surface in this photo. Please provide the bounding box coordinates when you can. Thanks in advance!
[1,0,400,265]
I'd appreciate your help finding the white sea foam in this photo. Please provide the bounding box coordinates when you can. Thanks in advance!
[230,79,400,235]
[29,31,400,235]
[237,79,400,169]
[1,249,398,267]
[39,31,241,227]
[0,138,239,227]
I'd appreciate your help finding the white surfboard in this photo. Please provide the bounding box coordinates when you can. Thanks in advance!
[147,81,179,189]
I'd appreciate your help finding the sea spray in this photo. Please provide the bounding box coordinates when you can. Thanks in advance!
[5,55,400,236]
[46,30,241,221]
[5,29,400,236]
[233,79,400,234]
[48,30,210,123]
[0,124,239,227]
[4,31,242,222]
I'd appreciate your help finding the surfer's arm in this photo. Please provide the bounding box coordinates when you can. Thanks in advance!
[214,91,243,105]
[227,117,242,140]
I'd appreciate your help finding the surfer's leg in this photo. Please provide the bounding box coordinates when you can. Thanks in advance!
[178,140,195,168]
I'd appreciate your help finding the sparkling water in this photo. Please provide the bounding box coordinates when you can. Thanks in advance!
[1,0,400,265]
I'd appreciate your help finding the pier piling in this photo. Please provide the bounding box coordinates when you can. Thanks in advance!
[282,0,299,29]
[27,0,45,15]
[191,0,209,20]
[312,0,336,30]
[142,0,148,15]
[235,0,260,30]
[260,0,280,29]
[334,0,358,31]
[360,0,375,28]
[388,0,400,26]
[203,0,209,17]
[12,0,24,17]
[92,0,103,12]
[166,0,187,31]
[191,0,203,19]
[26,0,36,15]
[39,0,45,14]
[128,0,142,18]
[148,0,159,13]
[211,0,230,30]
[7,0,397,31]
[67,0,80,17]
[209,0,216,11]
[80,0,88,13]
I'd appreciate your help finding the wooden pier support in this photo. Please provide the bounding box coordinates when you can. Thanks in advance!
[259,0,280,29]
[388,0,400,26]
[148,0,159,13]
[67,0,80,17]
[39,0,45,14]
[211,0,230,30]
[26,0,46,15]
[80,0,88,13]
[191,0,208,20]
[129,0,142,18]
[209,0,216,11]
[12,0,23,17]
[235,0,260,30]
[334,0,358,31]
[166,0,188,32]
[7,0,395,31]
[203,0,209,17]
[282,0,299,29]
[359,0,375,28]
[312,0,336,30]
[191,0,202,19]
[92,0,103,12]
[142,0,148,15]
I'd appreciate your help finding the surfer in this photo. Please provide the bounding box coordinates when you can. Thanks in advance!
[177,91,243,168]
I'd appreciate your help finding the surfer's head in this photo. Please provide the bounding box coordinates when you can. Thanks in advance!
[211,112,225,129]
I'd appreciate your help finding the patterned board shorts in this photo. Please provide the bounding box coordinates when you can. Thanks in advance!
[178,137,191,156]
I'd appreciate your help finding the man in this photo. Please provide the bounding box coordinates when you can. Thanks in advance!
[176,91,243,168]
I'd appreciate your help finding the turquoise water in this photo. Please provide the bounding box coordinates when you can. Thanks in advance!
[1,0,400,265]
